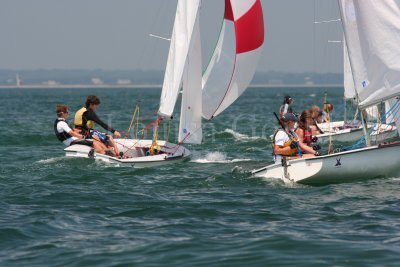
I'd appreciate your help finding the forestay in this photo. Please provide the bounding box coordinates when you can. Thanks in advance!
[202,0,264,119]
[339,0,400,109]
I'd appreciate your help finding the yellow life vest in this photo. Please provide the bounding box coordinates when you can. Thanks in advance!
[282,140,298,156]
[74,107,95,129]
[272,129,298,156]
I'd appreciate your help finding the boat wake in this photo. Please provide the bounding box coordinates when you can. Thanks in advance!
[191,152,251,164]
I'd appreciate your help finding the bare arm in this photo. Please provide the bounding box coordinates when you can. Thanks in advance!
[274,144,295,155]
[68,130,85,139]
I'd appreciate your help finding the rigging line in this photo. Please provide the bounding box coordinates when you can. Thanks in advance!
[380,99,400,122]
[126,104,140,138]
[209,55,237,119]
[135,106,140,139]
[149,34,171,41]
[384,99,400,122]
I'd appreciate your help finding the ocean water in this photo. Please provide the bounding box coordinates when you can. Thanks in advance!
[1,87,400,266]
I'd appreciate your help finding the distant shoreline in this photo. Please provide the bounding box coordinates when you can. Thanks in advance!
[0,84,343,89]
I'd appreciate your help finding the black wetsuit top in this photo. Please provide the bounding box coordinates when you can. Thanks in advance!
[81,108,116,135]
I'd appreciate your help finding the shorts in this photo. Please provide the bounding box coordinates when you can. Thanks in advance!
[90,130,111,145]
[70,139,93,147]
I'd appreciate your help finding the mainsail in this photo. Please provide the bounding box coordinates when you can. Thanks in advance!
[339,0,400,109]
[179,15,203,144]
[202,0,264,119]
[158,0,202,118]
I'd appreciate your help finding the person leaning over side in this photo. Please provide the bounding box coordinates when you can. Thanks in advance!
[54,104,105,154]
[74,95,122,157]
[272,113,317,164]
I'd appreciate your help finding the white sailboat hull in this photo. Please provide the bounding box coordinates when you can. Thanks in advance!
[316,121,398,144]
[252,142,400,185]
[64,139,190,168]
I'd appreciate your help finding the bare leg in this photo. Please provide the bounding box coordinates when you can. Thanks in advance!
[107,135,120,156]
[91,135,108,154]
[93,140,107,154]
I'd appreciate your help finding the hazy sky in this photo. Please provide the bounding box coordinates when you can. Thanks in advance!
[0,0,343,73]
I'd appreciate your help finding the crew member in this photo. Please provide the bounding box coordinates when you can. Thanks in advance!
[74,95,122,157]
[54,104,94,148]
[273,113,317,164]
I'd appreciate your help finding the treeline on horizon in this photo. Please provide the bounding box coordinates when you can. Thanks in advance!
[0,69,343,86]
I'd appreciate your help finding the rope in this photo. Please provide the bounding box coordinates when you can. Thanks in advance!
[126,104,140,138]
[166,120,171,142]
[135,106,140,139]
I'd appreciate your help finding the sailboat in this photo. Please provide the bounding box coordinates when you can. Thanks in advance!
[65,0,264,167]
[315,40,398,144]
[252,0,400,185]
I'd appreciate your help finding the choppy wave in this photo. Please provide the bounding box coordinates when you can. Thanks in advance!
[191,152,251,164]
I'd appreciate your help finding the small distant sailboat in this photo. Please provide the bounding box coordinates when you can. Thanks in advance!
[253,0,400,185]
[65,0,264,167]
[16,74,22,87]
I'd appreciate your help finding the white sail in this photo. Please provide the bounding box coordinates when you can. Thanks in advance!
[343,38,356,100]
[339,0,400,109]
[202,0,264,119]
[158,0,202,118]
[179,16,203,144]
[345,35,392,123]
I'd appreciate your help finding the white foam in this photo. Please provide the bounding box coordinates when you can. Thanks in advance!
[36,157,66,164]
[191,152,251,164]
[224,129,260,141]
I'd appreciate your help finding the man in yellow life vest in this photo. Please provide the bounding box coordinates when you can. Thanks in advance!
[74,95,122,157]
[273,113,317,164]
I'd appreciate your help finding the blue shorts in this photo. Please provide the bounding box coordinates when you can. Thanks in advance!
[91,130,109,144]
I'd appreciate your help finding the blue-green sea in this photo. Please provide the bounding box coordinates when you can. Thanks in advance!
[1,87,400,266]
